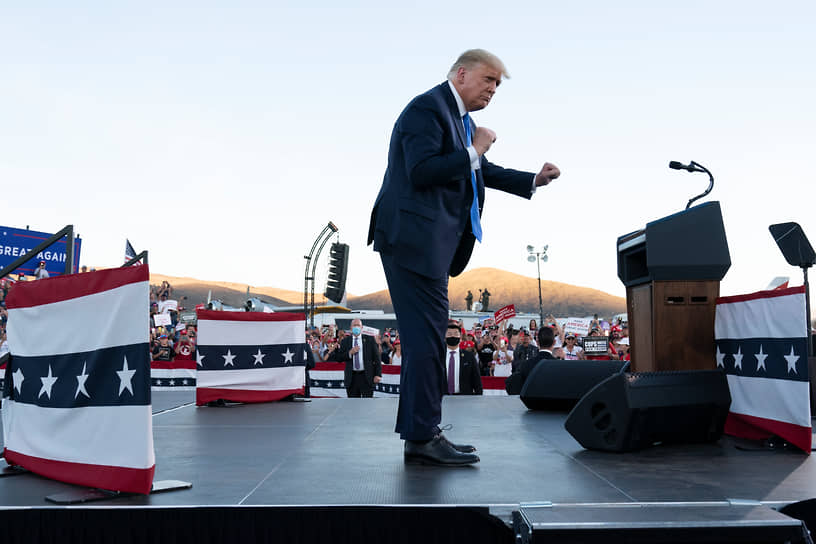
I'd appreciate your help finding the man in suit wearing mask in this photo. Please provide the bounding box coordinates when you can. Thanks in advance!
[444,323,483,396]
[368,49,561,465]
[335,318,382,398]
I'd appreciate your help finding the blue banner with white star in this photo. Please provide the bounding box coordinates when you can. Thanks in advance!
[715,286,811,453]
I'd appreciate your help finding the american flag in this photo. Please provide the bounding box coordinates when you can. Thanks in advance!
[715,286,811,453]
[2,266,155,493]
[124,239,137,263]
[195,310,306,405]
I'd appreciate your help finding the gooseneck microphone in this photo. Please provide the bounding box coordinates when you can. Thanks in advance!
[669,160,706,173]
[668,160,715,209]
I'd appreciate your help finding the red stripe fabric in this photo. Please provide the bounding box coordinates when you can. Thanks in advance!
[481,376,507,390]
[716,285,806,306]
[6,265,149,309]
[314,362,346,372]
[3,448,155,494]
[726,412,812,453]
[151,360,197,370]
[196,387,304,405]
[196,310,305,322]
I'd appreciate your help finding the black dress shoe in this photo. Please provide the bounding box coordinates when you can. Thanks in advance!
[404,435,480,466]
[437,432,477,453]
[434,425,477,453]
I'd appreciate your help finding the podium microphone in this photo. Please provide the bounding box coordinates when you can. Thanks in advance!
[669,160,706,173]
[668,160,714,209]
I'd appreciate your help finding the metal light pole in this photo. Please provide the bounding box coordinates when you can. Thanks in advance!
[527,245,549,328]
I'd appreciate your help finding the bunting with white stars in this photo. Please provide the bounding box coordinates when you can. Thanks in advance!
[194,309,306,405]
[1,265,156,493]
[715,286,811,453]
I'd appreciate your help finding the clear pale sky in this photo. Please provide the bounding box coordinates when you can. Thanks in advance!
[2,1,814,302]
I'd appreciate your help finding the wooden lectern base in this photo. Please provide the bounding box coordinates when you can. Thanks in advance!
[627,280,720,373]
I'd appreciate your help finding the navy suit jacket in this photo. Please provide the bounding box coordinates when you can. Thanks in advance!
[368,81,535,278]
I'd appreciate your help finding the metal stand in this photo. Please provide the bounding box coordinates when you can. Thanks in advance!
[0,465,28,478]
[303,222,338,329]
[45,479,192,505]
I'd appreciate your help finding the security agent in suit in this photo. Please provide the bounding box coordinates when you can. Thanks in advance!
[334,318,382,397]
[367,49,561,466]
[444,324,483,396]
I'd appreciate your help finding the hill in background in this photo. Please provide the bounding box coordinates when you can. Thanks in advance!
[151,268,625,317]
[349,267,625,317]
[150,273,302,310]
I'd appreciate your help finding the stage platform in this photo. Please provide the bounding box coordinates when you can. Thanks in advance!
[2,392,816,542]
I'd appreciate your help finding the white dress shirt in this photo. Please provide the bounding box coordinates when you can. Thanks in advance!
[447,348,461,394]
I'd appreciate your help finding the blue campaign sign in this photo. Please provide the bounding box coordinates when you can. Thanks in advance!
[0,225,82,278]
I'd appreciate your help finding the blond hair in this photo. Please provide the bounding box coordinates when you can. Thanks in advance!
[447,49,510,80]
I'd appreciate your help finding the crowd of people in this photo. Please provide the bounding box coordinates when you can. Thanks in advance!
[1,270,630,376]
[148,280,197,362]
[305,313,630,378]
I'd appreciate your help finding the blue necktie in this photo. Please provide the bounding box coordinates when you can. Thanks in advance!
[463,113,483,242]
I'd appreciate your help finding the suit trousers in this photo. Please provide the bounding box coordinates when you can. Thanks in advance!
[347,371,373,398]
[380,252,448,441]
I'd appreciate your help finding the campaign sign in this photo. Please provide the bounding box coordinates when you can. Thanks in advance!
[493,304,516,324]
[582,336,609,356]
[0,225,82,277]
[563,317,592,336]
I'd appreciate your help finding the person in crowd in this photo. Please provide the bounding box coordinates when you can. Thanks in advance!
[33,261,50,280]
[309,334,323,362]
[477,327,496,376]
[492,335,513,377]
[511,329,537,371]
[444,323,482,395]
[506,326,556,394]
[0,328,9,357]
[174,330,195,360]
[585,327,614,360]
[390,339,403,365]
[324,336,339,361]
[543,314,565,348]
[563,333,585,360]
[552,346,565,360]
[380,333,393,365]
[152,334,174,362]
[333,318,382,398]
[528,319,538,332]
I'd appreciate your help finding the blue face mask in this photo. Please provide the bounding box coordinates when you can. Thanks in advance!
[352,326,361,336]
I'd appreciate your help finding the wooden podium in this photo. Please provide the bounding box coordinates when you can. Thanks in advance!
[617,202,731,372]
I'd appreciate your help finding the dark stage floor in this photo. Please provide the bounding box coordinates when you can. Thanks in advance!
[2,391,816,518]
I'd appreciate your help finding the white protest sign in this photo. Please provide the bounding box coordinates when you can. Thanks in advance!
[158,299,178,313]
[361,325,380,337]
[153,313,172,327]
[563,317,592,336]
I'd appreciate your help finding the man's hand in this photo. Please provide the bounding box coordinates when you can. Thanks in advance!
[472,127,497,156]
[349,345,361,357]
[373,376,382,384]
[535,163,561,186]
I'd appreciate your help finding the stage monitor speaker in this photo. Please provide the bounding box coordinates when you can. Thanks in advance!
[520,360,628,411]
[564,370,731,452]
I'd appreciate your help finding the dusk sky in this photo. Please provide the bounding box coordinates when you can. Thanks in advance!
[2,1,814,302]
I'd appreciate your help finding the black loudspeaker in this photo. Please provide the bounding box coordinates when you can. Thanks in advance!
[564,370,731,452]
[520,360,628,411]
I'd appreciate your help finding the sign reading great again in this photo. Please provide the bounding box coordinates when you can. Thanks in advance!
[0,225,82,277]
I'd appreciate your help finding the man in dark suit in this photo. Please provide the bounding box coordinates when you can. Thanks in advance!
[368,49,561,465]
[506,326,556,395]
[334,318,382,398]
[444,323,483,396]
